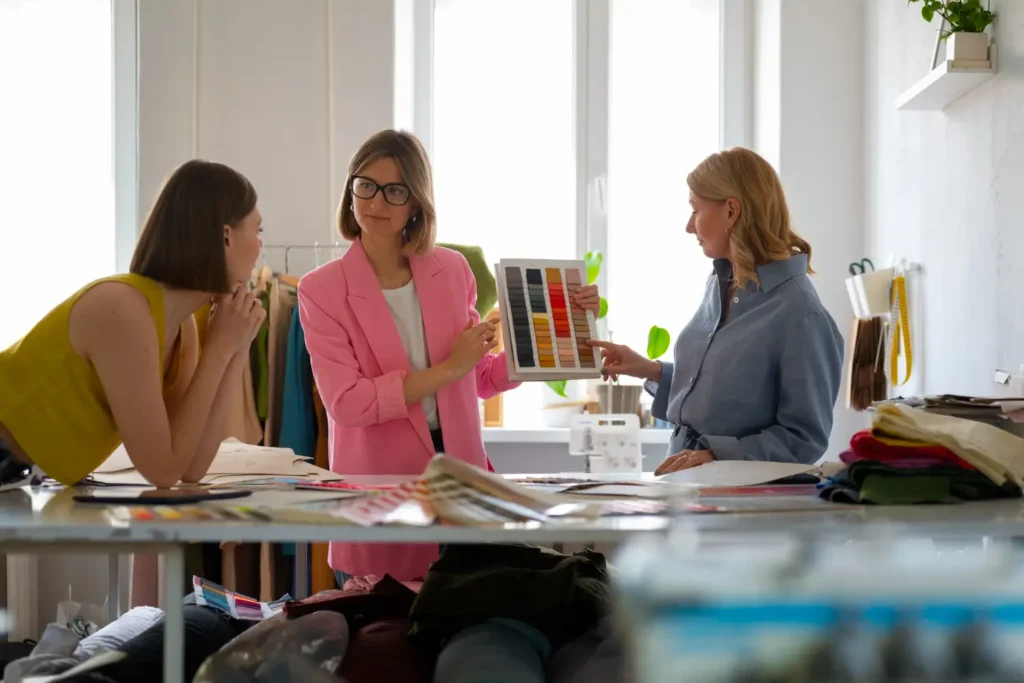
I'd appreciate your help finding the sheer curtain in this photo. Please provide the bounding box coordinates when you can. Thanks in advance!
[0,0,114,348]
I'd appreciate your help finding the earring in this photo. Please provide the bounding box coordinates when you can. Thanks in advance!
[411,214,418,223]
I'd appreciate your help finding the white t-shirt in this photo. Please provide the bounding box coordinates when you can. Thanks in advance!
[382,280,438,429]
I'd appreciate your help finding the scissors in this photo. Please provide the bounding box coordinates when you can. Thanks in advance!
[848,258,874,276]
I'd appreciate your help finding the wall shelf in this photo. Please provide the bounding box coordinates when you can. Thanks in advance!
[896,43,998,111]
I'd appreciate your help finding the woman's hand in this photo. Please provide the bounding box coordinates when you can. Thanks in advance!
[443,321,498,380]
[586,340,661,382]
[207,287,265,358]
[570,284,600,314]
[654,450,715,475]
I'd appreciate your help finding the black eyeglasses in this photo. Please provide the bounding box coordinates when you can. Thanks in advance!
[350,176,412,206]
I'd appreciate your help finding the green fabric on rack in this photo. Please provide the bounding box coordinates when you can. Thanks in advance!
[438,243,497,316]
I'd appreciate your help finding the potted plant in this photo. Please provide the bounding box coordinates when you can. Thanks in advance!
[908,0,996,62]
[543,251,670,419]
[594,325,670,417]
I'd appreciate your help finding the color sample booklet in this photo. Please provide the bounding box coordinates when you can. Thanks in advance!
[494,258,601,381]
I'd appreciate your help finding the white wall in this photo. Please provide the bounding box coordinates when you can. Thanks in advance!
[137,0,396,275]
[864,0,1016,396]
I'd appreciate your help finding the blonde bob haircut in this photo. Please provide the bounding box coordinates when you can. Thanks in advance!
[687,147,813,289]
[338,129,437,256]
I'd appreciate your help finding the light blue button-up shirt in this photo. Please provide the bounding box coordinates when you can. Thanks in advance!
[646,254,844,464]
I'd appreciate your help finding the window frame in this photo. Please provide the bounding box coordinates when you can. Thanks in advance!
[112,0,139,273]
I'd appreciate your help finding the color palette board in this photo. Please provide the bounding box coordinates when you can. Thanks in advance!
[495,259,601,381]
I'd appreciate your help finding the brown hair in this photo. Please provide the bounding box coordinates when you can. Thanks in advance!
[338,130,436,256]
[131,160,256,293]
[687,147,812,288]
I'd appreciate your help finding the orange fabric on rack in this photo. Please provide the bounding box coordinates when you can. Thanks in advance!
[312,383,333,593]
[196,302,262,444]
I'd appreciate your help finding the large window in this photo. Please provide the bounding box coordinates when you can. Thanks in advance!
[432,0,576,427]
[416,0,729,427]
[0,0,114,348]
[606,0,722,357]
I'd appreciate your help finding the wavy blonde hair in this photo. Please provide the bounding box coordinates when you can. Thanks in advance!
[338,129,436,256]
[687,147,812,288]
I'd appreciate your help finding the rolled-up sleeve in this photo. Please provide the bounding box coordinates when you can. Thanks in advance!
[646,362,675,422]
[699,313,842,464]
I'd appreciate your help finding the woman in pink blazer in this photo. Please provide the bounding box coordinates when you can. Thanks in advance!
[299,130,599,581]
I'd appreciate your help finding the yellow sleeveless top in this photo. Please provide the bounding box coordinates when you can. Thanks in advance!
[0,274,183,485]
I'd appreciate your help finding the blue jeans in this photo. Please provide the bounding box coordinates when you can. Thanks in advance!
[433,618,551,683]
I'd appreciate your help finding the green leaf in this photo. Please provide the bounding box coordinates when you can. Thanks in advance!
[545,380,568,398]
[597,297,608,319]
[583,251,603,284]
[921,5,934,21]
[646,325,671,360]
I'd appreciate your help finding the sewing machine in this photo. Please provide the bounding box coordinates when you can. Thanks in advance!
[569,413,643,476]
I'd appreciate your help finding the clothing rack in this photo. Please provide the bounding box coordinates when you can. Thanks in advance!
[260,242,350,274]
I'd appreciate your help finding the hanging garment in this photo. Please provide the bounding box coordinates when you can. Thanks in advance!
[437,242,497,316]
[279,306,316,457]
[251,291,271,422]
[195,302,262,445]
[264,279,297,447]
[311,385,334,595]
[846,317,887,411]
[313,385,328,468]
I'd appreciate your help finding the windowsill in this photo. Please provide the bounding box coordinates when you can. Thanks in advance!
[481,427,671,445]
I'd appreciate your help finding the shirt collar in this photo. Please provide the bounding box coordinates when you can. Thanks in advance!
[757,253,808,292]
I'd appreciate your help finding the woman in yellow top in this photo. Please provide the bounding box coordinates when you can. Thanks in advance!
[0,159,266,489]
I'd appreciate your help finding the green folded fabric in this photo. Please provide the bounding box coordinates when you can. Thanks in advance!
[438,243,497,316]
[848,460,1019,505]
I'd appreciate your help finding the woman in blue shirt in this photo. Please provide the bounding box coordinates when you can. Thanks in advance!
[590,147,843,474]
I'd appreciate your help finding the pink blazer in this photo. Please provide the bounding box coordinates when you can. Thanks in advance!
[298,239,518,579]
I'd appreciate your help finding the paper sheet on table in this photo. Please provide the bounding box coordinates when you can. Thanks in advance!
[96,438,317,475]
[91,439,335,485]
[656,461,817,488]
[89,464,337,487]
[560,483,676,498]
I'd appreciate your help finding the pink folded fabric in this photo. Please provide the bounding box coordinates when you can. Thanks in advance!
[840,450,962,469]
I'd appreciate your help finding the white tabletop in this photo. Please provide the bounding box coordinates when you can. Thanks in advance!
[1,478,1023,546]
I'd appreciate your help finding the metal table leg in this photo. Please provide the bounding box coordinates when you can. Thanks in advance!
[107,553,120,623]
[163,544,186,683]
[294,542,309,599]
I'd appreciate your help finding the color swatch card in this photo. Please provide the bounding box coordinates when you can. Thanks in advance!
[495,259,601,381]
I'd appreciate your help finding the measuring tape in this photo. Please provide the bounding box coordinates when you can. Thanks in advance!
[887,274,912,386]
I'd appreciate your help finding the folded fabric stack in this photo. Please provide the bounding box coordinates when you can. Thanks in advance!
[820,403,1024,505]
